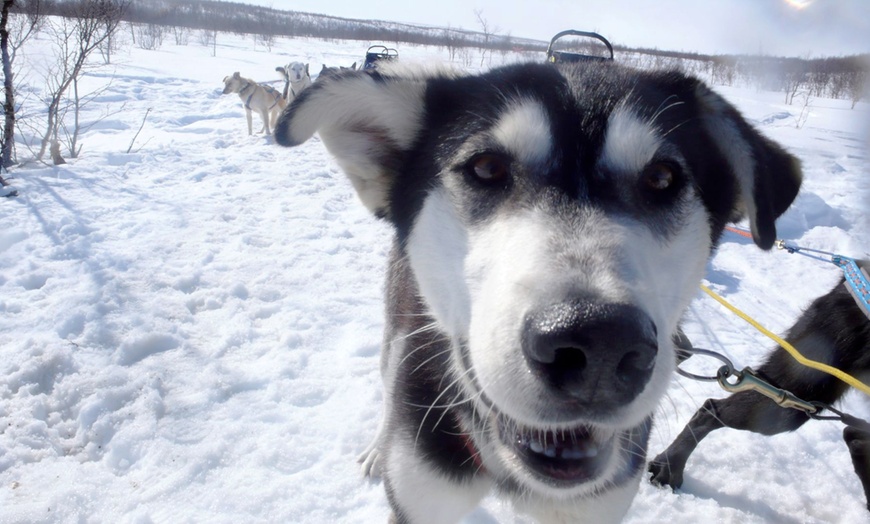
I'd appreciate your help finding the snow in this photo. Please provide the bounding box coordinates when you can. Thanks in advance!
[1,26,869,524]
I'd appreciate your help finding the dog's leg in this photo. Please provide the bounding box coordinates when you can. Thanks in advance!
[845,426,870,512]
[649,391,811,489]
[259,109,270,135]
[245,108,253,135]
[357,421,384,477]
[383,439,489,524]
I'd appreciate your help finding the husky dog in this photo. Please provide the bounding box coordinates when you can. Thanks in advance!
[274,62,801,523]
[649,263,870,510]
[317,61,357,80]
[275,61,312,102]
[222,72,286,135]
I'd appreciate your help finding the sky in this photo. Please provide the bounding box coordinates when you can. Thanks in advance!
[248,0,870,57]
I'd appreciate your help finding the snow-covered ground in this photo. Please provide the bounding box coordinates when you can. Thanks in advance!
[1,25,868,523]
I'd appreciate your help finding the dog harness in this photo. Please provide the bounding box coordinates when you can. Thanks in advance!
[835,256,870,321]
[241,82,282,111]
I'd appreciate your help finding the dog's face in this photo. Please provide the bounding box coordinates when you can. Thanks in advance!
[222,72,244,94]
[286,61,309,82]
[275,63,800,500]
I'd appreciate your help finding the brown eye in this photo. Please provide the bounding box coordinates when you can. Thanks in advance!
[470,154,509,183]
[642,162,676,190]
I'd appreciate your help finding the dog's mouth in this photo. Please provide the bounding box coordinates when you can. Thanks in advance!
[498,418,615,485]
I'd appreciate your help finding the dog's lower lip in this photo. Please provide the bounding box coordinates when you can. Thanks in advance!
[499,419,613,484]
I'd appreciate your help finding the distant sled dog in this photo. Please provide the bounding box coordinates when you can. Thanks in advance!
[275,61,312,103]
[316,61,357,80]
[222,72,286,135]
[274,62,802,523]
[649,262,870,511]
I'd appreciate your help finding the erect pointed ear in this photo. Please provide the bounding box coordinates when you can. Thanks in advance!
[274,70,429,218]
[233,72,240,78]
[696,84,802,250]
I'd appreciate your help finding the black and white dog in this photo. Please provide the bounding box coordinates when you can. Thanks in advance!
[274,62,802,523]
[649,264,870,509]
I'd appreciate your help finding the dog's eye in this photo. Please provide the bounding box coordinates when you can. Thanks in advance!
[642,162,676,190]
[470,154,510,184]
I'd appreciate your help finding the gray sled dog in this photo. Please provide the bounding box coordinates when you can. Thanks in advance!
[274,62,802,523]
[275,61,312,103]
[222,72,286,135]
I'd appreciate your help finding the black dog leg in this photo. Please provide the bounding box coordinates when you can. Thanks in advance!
[649,391,811,489]
[845,426,870,511]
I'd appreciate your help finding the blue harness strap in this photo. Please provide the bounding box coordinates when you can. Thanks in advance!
[768,235,870,321]
[833,256,870,320]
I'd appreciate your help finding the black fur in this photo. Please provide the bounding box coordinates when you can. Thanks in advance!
[649,272,870,508]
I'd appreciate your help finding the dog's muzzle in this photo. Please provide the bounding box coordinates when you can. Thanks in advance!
[522,300,657,416]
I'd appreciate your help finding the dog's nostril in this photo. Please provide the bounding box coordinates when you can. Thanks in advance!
[616,345,657,382]
[552,346,588,372]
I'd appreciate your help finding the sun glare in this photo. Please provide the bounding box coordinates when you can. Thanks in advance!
[783,0,813,9]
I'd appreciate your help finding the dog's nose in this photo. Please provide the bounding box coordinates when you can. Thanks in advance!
[522,301,657,409]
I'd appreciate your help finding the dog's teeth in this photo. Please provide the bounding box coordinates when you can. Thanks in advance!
[529,440,544,454]
[562,443,599,460]
[543,447,557,458]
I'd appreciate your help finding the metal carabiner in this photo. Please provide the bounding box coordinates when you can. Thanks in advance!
[717,367,818,414]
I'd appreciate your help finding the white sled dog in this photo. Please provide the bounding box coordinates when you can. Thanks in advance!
[274,62,802,523]
[275,61,312,103]
[222,72,286,135]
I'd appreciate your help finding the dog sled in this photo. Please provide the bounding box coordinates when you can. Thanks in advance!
[546,30,614,63]
[363,45,399,70]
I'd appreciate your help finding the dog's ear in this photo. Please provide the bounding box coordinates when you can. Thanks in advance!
[274,72,428,217]
[350,62,357,70]
[305,63,309,76]
[233,71,240,79]
[695,83,802,250]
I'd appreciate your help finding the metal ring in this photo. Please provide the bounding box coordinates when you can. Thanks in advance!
[676,348,736,382]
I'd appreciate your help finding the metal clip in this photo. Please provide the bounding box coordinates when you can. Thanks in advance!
[717,367,819,414]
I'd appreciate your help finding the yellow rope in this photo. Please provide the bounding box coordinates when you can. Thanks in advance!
[699,284,870,397]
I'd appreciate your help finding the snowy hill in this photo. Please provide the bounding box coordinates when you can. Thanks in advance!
[1,27,868,523]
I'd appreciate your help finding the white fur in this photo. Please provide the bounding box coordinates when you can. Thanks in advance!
[385,438,490,524]
[284,61,312,102]
[601,106,662,175]
[492,99,553,167]
[406,190,470,338]
[286,73,429,214]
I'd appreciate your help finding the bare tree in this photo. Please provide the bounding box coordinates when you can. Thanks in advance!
[1,0,41,174]
[135,23,165,50]
[35,0,124,162]
[255,31,274,52]
[172,25,189,46]
[846,70,867,109]
[474,9,496,67]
